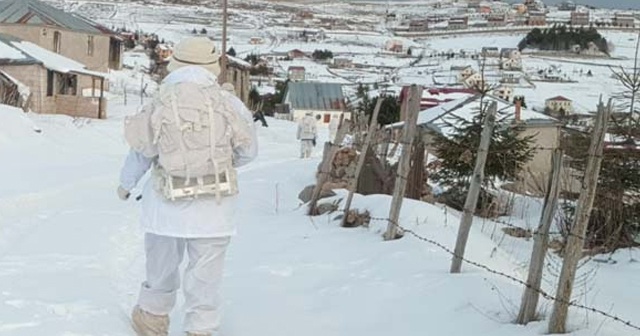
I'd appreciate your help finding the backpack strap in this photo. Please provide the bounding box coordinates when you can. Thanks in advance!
[206,93,223,204]
[170,87,191,184]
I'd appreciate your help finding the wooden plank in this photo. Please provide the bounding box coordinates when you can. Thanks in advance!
[308,118,351,215]
[384,85,423,240]
[341,98,383,226]
[450,101,498,273]
[517,149,564,325]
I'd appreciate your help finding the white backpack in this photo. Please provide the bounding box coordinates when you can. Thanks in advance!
[124,80,252,202]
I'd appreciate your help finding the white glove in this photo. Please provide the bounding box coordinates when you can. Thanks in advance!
[117,186,130,201]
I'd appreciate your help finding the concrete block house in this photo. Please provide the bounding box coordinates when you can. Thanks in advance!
[0,34,107,118]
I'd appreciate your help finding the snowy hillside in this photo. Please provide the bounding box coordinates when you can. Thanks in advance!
[0,102,638,335]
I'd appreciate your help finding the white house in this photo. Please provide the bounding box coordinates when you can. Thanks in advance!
[282,82,350,125]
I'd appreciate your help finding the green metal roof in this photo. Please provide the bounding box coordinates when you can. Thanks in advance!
[284,82,345,111]
[0,0,104,34]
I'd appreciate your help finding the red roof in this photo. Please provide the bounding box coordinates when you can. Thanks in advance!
[547,95,572,102]
[288,66,305,71]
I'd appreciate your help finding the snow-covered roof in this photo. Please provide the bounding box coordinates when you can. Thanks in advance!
[0,34,105,78]
[390,94,557,136]
[0,0,109,35]
[227,55,251,69]
[284,82,345,111]
[546,95,572,102]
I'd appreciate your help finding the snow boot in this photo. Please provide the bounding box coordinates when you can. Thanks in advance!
[131,305,169,336]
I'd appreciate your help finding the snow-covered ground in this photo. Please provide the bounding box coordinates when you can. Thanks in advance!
[0,99,638,335]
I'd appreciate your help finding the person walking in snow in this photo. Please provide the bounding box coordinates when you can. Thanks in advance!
[328,115,340,143]
[297,111,317,159]
[117,36,257,336]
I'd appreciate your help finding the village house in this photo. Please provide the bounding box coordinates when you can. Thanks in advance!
[501,71,521,84]
[333,58,353,68]
[385,39,403,53]
[488,14,507,27]
[0,34,107,119]
[408,19,429,32]
[457,65,476,82]
[462,72,486,90]
[500,48,522,70]
[282,82,350,125]
[570,11,590,26]
[287,66,306,82]
[527,12,547,26]
[481,47,500,58]
[448,17,469,30]
[287,49,307,59]
[493,85,513,101]
[224,55,251,106]
[613,13,635,28]
[545,95,573,116]
[390,94,560,194]
[400,86,475,112]
[0,0,123,75]
[249,37,264,45]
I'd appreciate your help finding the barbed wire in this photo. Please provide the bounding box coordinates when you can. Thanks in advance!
[322,206,640,332]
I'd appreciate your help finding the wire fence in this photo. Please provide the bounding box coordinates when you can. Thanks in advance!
[322,206,640,333]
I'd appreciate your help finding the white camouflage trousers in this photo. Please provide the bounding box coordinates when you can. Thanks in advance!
[137,233,230,334]
[300,139,314,158]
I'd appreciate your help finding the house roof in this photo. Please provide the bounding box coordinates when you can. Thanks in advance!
[284,82,345,111]
[0,0,108,35]
[288,66,305,71]
[227,55,251,69]
[546,95,572,102]
[389,94,557,136]
[0,33,106,78]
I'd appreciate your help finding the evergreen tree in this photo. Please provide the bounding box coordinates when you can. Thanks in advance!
[227,47,237,57]
[431,99,536,208]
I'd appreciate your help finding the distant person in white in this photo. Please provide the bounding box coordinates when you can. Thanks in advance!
[117,37,257,336]
[328,114,340,143]
[297,111,317,158]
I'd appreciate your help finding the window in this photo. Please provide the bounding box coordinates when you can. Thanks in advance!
[47,71,77,96]
[46,70,54,97]
[87,35,94,56]
[57,74,77,95]
[53,31,61,53]
[324,114,331,123]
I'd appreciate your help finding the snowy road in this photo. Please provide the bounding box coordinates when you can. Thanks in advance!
[0,103,638,336]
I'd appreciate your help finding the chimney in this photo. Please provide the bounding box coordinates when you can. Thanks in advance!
[515,98,522,123]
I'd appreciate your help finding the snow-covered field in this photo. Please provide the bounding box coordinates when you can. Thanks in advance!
[0,99,638,335]
[0,1,638,335]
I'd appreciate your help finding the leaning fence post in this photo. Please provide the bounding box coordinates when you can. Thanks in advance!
[341,98,383,226]
[450,101,497,273]
[384,85,423,240]
[517,148,564,325]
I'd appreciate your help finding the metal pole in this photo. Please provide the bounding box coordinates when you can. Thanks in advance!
[219,0,228,84]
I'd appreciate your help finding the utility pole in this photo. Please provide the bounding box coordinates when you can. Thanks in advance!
[219,0,228,85]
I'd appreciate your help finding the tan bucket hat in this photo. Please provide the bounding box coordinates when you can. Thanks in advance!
[167,36,221,75]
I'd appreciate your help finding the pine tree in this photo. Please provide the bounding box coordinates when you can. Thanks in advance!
[432,99,536,210]
[227,47,237,57]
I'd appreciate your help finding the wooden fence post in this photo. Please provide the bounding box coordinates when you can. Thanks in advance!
[548,100,612,334]
[384,85,423,240]
[450,101,497,273]
[341,98,383,226]
[517,149,564,325]
[308,118,351,215]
